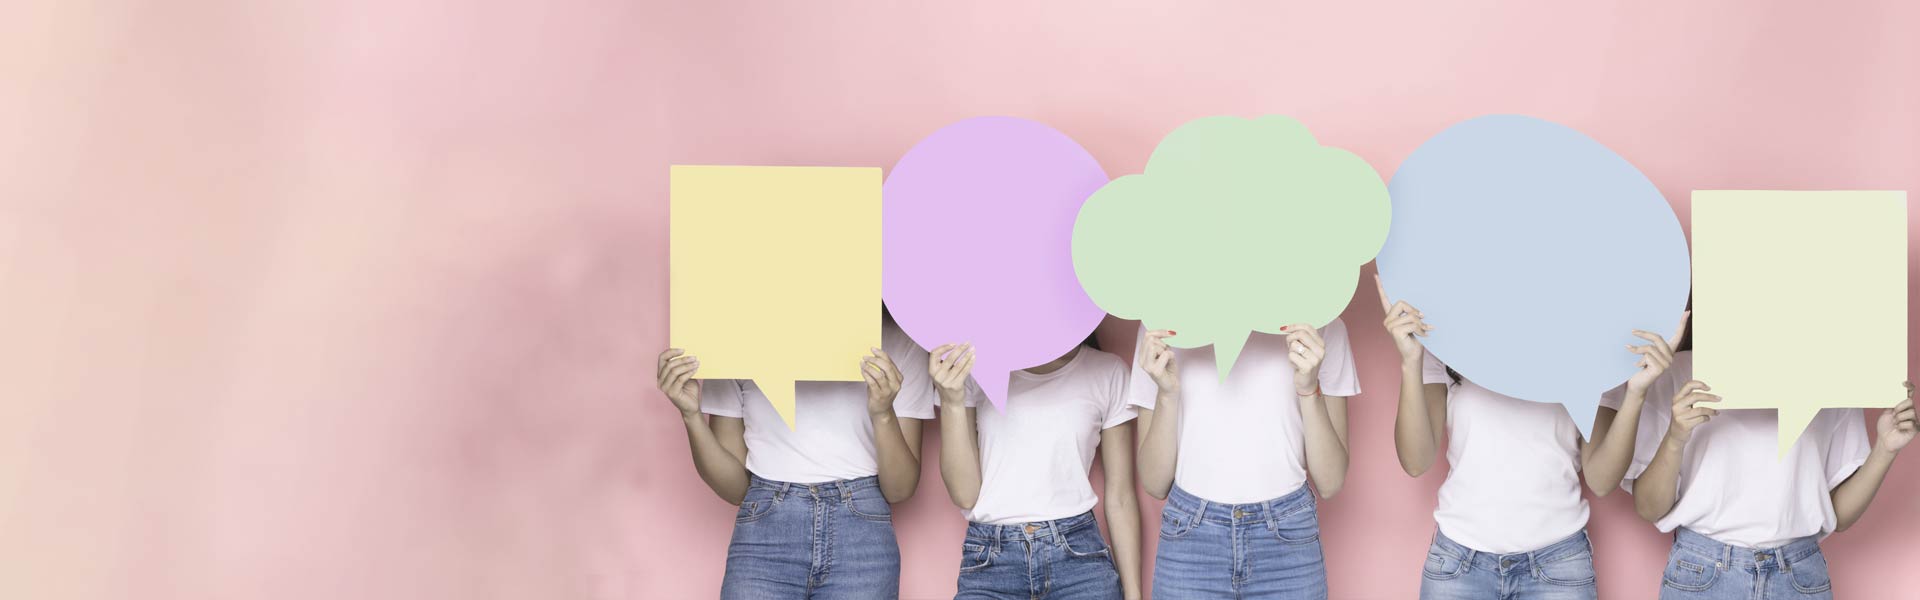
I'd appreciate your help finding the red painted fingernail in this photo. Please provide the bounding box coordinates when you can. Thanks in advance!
[1279,326,1289,331]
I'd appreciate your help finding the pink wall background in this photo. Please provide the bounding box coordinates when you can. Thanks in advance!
[2,1,1916,599]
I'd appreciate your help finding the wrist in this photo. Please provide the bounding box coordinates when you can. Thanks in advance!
[1400,358,1422,375]
[1873,441,1903,459]
[680,409,705,425]
[1296,382,1321,398]
[1661,429,1691,448]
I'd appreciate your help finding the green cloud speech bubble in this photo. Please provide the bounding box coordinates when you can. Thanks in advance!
[1072,115,1390,380]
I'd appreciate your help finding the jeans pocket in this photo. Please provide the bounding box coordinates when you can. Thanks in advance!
[846,486,892,523]
[1788,549,1832,594]
[1538,551,1596,587]
[1271,504,1320,545]
[1062,525,1112,560]
[1158,506,1198,540]
[1660,550,1718,593]
[734,487,779,523]
[959,541,994,574]
[1421,544,1466,581]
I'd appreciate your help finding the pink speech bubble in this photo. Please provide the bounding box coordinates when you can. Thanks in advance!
[883,117,1110,410]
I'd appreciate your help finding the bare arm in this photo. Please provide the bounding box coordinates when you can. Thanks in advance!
[1300,391,1351,498]
[1132,330,1181,500]
[1586,318,1687,496]
[1392,371,1449,477]
[1833,391,1914,531]
[1376,276,1445,477]
[861,349,921,503]
[1634,380,1719,523]
[1585,403,1642,496]
[872,411,923,503]
[937,399,981,509]
[928,343,982,508]
[1101,423,1143,600]
[695,415,752,504]
[657,349,751,504]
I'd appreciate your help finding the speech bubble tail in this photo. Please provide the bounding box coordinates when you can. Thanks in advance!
[1213,332,1251,384]
[757,379,798,430]
[1776,406,1819,459]
[976,368,1012,413]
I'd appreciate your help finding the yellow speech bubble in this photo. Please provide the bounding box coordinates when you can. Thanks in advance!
[1692,190,1907,454]
[670,165,882,429]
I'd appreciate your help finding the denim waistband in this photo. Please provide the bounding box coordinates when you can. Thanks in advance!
[746,473,879,500]
[965,510,1099,545]
[1432,528,1590,573]
[1673,528,1821,571]
[1164,482,1315,527]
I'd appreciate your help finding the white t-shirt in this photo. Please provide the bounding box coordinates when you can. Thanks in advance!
[698,322,938,484]
[1425,352,1590,554]
[1125,319,1361,504]
[941,347,1136,525]
[1601,351,1871,549]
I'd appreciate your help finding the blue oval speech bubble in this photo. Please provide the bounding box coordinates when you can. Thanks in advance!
[1376,115,1690,436]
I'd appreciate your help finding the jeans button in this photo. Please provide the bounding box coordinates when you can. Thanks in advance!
[1501,559,1512,569]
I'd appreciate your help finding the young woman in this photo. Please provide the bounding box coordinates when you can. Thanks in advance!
[932,337,1142,600]
[1379,275,1657,600]
[1586,319,1915,600]
[654,316,935,600]
[1131,315,1359,599]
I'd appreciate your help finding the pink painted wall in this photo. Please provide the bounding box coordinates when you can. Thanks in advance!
[1,1,1915,599]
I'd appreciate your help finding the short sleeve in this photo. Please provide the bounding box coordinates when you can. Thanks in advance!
[883,323,937,420]
[1125,324,1159,410]
[1420,350,1450,386]
[1598,382,1628,410]
[1101,356,1138,429]
[1824,408,1872,490]
[699,379,746,418]
[1316,319,1361,397]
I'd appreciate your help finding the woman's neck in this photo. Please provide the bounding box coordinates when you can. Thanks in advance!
[1023,345,1081,375]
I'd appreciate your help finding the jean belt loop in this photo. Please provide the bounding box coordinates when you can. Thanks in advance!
[774,481,789,501]
[1465,547,1477,570]
[839,481,851,502]
[1722,542,1731,569]
[1051,520,1065,546]
[1780,548,1792,573]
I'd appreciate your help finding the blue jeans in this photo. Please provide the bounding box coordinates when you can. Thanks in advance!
[1152,483,1327,599]
[1419,528,1597,600]
[955,511,1120,600]
[1658,528,1832,600]
[720,475,899,600]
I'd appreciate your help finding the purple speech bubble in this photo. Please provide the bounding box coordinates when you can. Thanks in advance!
[883,117,1110,410]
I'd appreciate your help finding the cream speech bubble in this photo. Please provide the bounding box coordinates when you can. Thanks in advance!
[669,166,882,429]
[1692,190,1907,455]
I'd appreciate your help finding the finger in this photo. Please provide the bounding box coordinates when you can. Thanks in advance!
[1627,345,1653,356]
[957,350,975,376]
[660,358,699,388]
[1391,300,1419,318]
[1375,273,1393,311]
[658,348,685,371]
[862,365,880,388]
[665,364,696,394]
[1677,380,1711,396]
[876,348,903,385]
[1147,329,1175,341]
[1299,329,1325,354]
[861,359,885,381]
[1697,407,1718,419]
[931,344,958,362]
[1631,330,1671,354]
